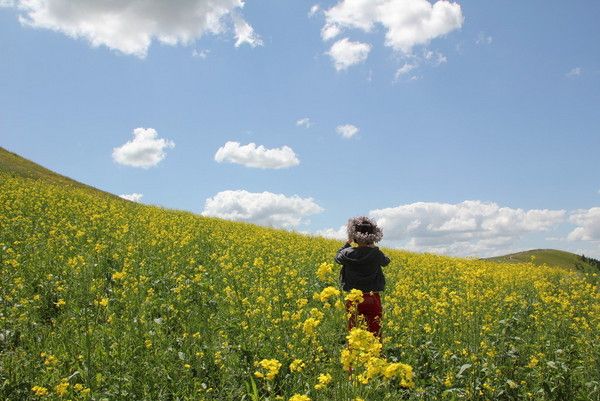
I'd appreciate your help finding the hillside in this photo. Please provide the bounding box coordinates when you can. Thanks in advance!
[0,146,115,197]
[485,249,600,274]
[0,148,599,401]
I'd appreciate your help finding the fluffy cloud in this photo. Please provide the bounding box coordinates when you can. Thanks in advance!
[10,0,258,57]
[336,124,359,138]
[322,0,463,54]
[296,117,312,128]
[202,190,323,228]
[568,207,600,241]
[367,201,565,256]
[232,13,263,47]
[327,38,371,70]
[316,225,347,240]
[119,193,143,202]
[214,141,299,169]
[112,128,175,168]
[566,67,582,78]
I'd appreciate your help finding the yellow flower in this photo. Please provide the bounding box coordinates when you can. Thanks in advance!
[316,286,340,303]
[54,380,69,396]
[302,317,320,336]
[98,297,109,307]
[527,356,539,368]
[316,262,334,282]
[254,359,282,380]
[289,394,311,401]
[289,359,305,373]
[345,289,364,304]
[31,386,49,397]
[54,299,65,308]
[314,373,332,390]
[112,271,126,280]
[41,352,58,366]
[145,339,153,349]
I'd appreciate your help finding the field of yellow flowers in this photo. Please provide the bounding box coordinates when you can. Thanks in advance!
[1,172,599,401]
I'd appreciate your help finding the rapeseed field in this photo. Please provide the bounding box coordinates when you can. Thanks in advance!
[1,172,599,400]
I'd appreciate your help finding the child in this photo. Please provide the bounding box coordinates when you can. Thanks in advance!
[335,216,390,338]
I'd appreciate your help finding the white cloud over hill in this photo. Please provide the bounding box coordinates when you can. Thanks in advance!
[370,201,565,256]
[316,201,567,257]
[202,190,323,228]
[112,128,174,168]
[568,207,600,241]
[119,193,143,202]
[11,0,259,57]
[214,141,299,169]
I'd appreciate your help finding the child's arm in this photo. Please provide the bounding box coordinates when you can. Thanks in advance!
[380,252,390,267]
[334,242,352,265]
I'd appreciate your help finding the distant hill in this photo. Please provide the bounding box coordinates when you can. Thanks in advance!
[0,146,116,197]
[485,249,600,274]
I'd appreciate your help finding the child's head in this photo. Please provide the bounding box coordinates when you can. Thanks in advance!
[347,216,383,245]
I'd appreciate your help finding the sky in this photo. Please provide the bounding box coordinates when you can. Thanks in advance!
[1,0,599,258]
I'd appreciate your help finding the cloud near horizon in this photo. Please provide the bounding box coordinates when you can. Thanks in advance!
[214,141,299,169]
[9,0,259,57]
[202,190,323,228]
[317,200,567,257]
[112,128,175,168]
[119,193,143,202]
[568,207,600,241]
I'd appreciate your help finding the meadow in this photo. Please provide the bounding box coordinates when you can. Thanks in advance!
[1,170,599,401]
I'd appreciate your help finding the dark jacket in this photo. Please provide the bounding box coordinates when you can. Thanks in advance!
[334,243,390,292]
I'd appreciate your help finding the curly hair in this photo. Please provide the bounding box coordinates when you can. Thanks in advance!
[347,216,383,244]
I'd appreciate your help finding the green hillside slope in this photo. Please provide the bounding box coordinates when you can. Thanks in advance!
[1,148,599,401]
[0,146,114,196]
[485,249,600,274]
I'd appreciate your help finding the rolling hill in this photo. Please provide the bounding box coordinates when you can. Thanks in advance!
[485,249,600,274]
[1,146,598,401]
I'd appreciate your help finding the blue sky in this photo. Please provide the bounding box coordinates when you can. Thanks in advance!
[1,0,599,257]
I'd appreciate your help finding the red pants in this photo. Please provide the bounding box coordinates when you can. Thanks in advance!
[346,292,382,338]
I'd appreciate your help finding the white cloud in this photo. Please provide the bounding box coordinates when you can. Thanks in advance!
[475,32,492,45]
[566,67,582,78]
[327,38,371,70]
[568,207,600,241]
[309,4,320,17]
[119,193,143,202]
[316,225,347,240]
[0,0,15,7]
[368,200,566,256]
[202,190,323,228]
[296,117,312,128]
[395,62,417,78]
[336,124,359,138]
[232,13,263,48]
[423,49,446,65]
[192,48,210,59]
[214,141,299,169]
[321,23,342,40]
[10,0,258,57]
[112,128,175,168]
[323,0,463,54]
